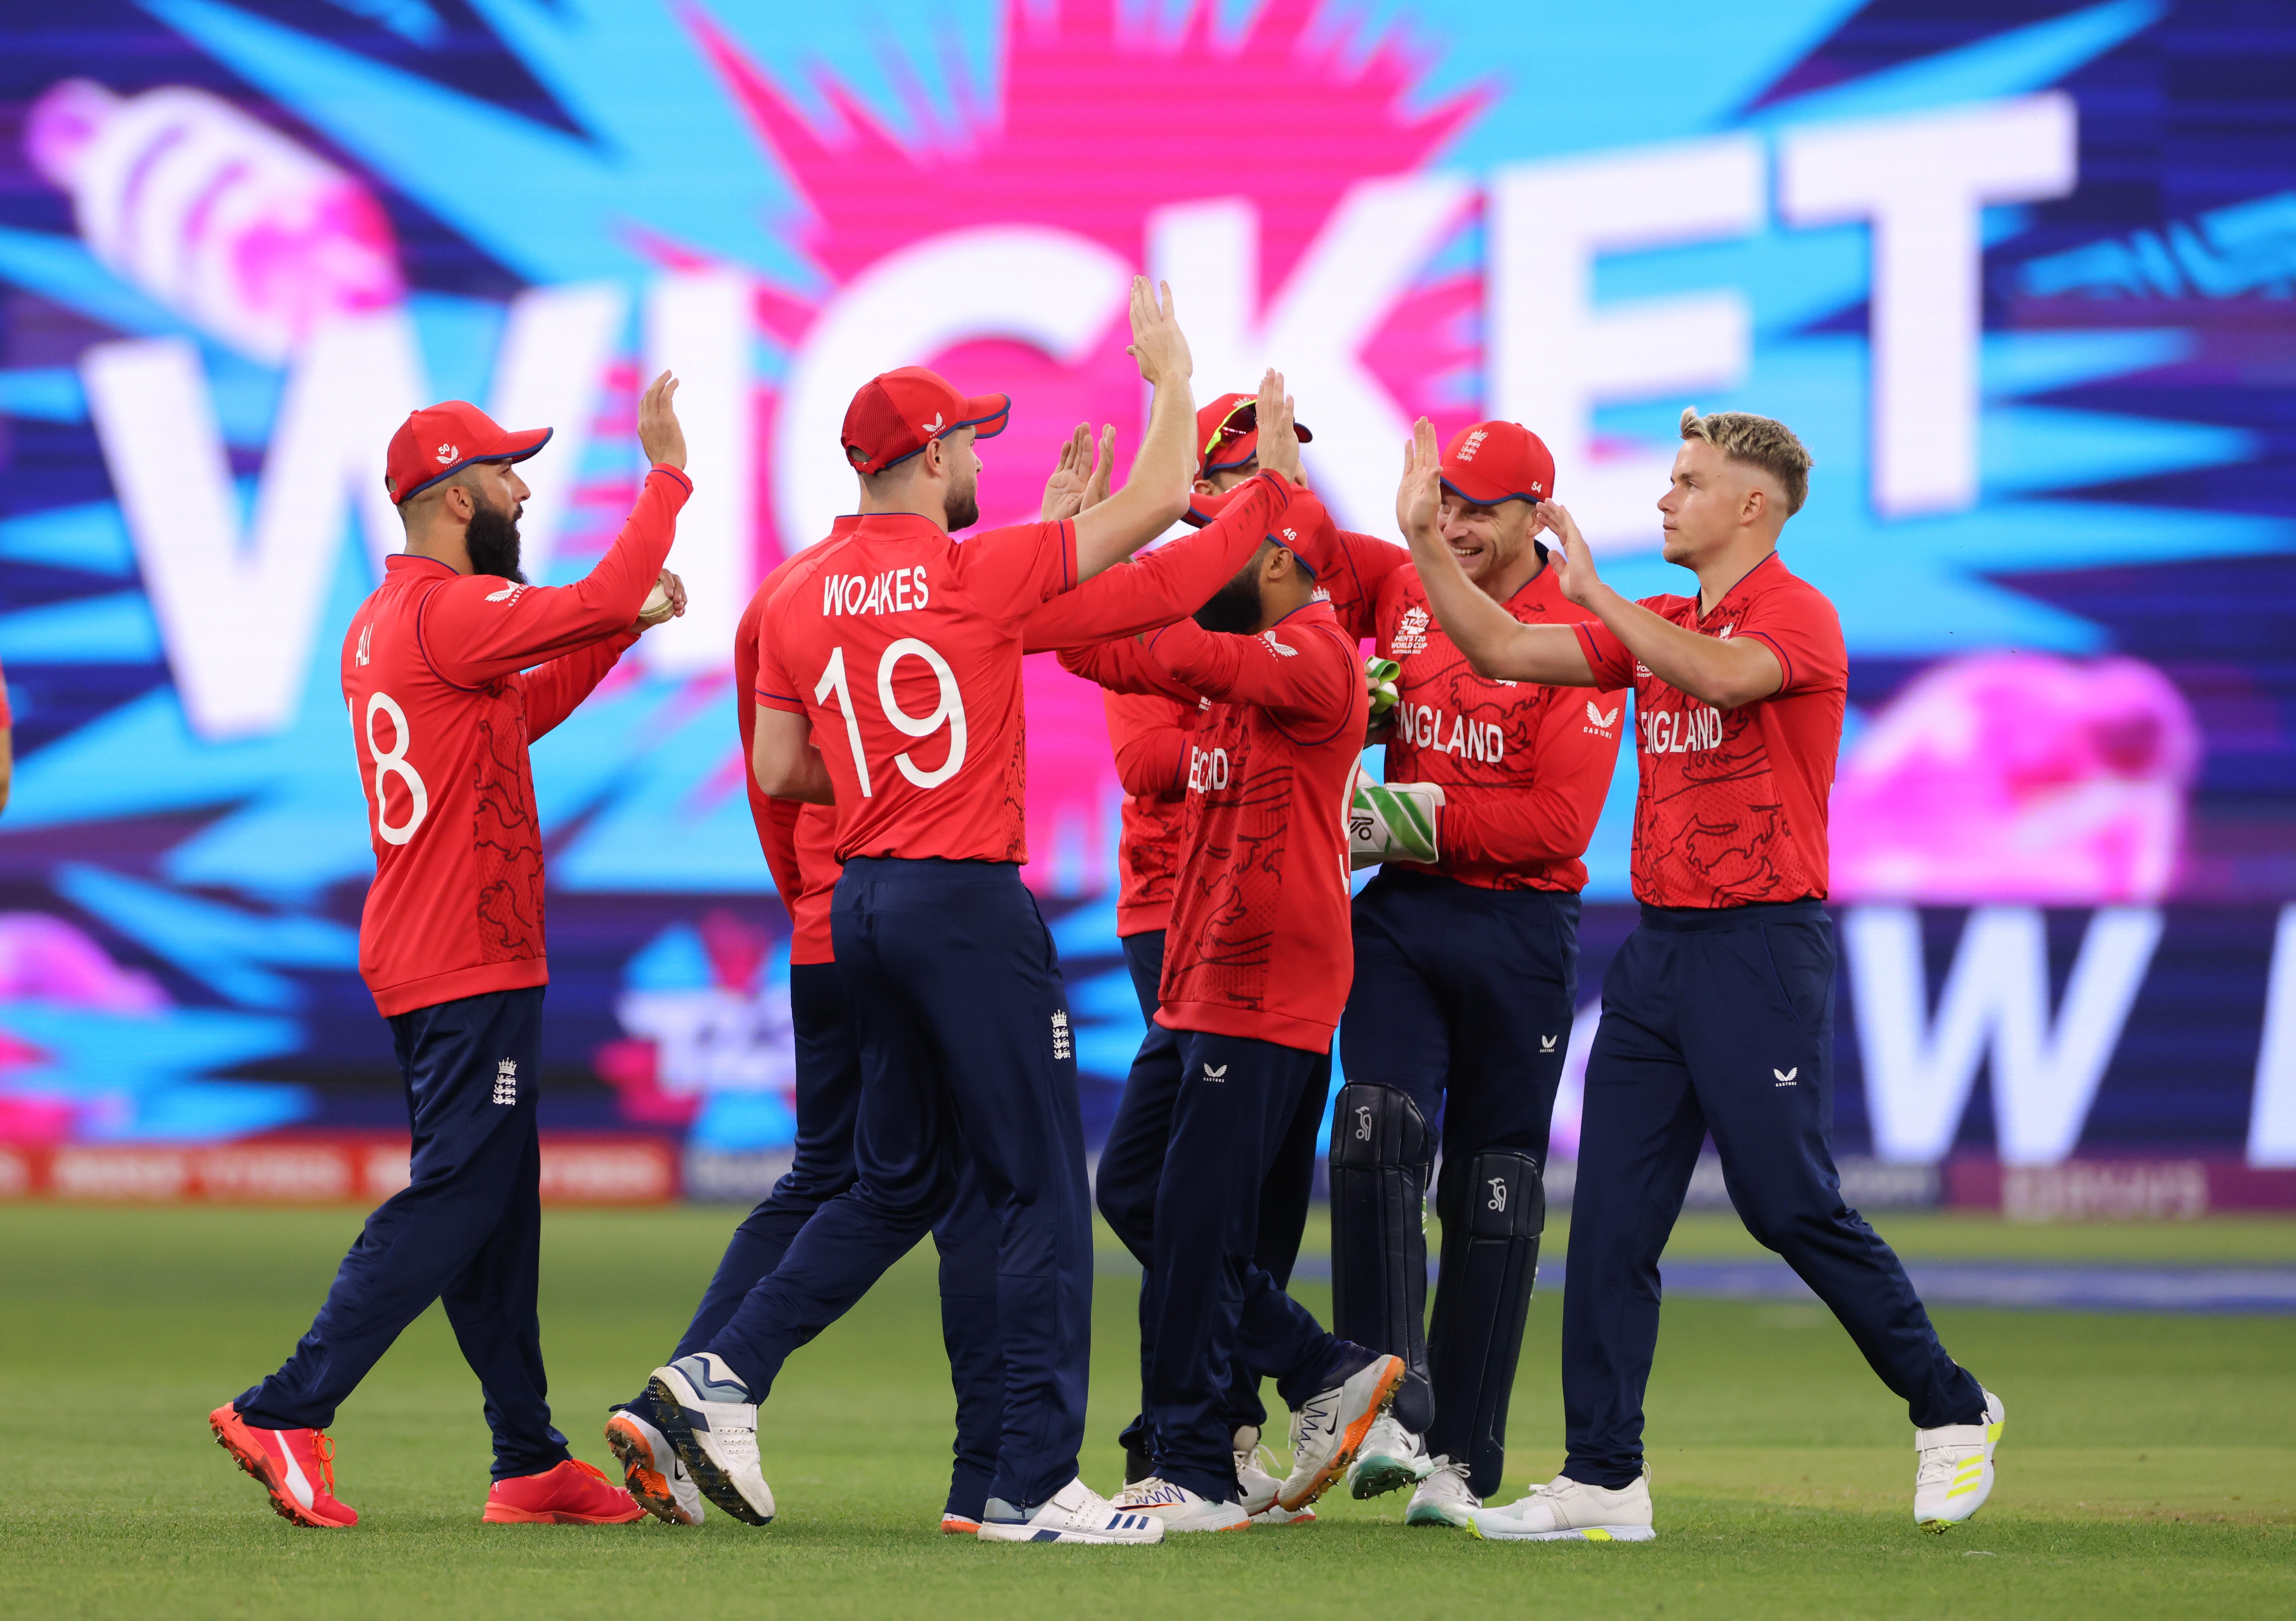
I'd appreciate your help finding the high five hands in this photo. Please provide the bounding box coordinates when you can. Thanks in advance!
[1040,422,1117,523]
[1125,276,1193,387]
[1251,368,1305,485]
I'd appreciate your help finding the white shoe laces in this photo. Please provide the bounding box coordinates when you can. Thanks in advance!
[1420,1455,1472,1500]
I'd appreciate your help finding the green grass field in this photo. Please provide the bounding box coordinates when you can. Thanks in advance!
[2,1204,2291,1620]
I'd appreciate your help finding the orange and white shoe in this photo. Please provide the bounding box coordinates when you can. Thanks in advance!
[483,1459,646,1524]
[605,1408,704,1526]
[941,1512,982,1534]
[209,1403,357,1528]
[1275,1351,1406,1512]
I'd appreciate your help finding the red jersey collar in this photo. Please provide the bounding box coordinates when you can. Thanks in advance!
[1698,549,1784,623]
[840,511,950,542]
[386,553,459,578]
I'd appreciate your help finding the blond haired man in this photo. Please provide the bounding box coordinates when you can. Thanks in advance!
[1392,407,2002,1542]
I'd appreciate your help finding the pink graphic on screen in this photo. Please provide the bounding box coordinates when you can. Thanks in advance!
[0,914,171,1145]
[1831,651,2200,904]
[679,0,1480,884]
[27,78,403,362]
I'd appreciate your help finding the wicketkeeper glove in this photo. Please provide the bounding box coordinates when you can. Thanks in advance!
[1349,767,1443,870]
[1364,656,1401,718]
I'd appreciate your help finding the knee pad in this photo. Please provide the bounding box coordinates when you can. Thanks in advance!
[1428,1151,1544,1499]
[1328,1084,1434,1427]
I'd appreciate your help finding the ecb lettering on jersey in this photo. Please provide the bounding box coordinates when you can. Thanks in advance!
[755,511,1077,865]
[1373,561,1623,893]
[1574,552,1847,908]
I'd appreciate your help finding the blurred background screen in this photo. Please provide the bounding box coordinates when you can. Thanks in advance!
[0,0,2291,1209]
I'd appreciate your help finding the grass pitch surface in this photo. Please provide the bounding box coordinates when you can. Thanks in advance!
[1,1205,2289,1620]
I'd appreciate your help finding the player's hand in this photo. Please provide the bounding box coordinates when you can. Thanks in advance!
[633,569,686,631]
[1125,276,1193,386]
[1397,416,1442,542]
[1253,369,1304,485]
[638,370,686,470]
[1081,424,1115,507]
[1040,422,1096,522]
[1536,500,1604,608]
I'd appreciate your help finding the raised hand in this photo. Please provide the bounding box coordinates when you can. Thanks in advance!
[1534,500,1603,608]
[634,568,686,631]
[1396,416,1443,543]
[1253,369,1304,484]
[1040,422,1095,522]
[1081,425,1115,508]
[1125,276,1193,387]
[638,370,686,470]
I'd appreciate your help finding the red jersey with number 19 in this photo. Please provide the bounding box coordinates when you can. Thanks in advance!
[343,463,691,1015]
[755,513,1078,864]
[1574,552,1846,909]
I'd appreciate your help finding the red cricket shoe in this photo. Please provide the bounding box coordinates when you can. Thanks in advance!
[209,1403,357,1528]
[483,1458,647,1524]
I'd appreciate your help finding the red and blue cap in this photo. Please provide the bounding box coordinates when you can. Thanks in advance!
[1196,391,1313,479]
[842,366,1011,475]
[384,401,551,505]
[1440,421,1555,506]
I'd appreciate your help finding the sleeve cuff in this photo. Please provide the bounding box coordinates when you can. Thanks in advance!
[649,463,694,497]
[754,686,806,714]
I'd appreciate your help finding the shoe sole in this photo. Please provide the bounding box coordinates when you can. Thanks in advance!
[975,1525,1164,1544]
[481,1503,648,1525]
[1467,1521,1656,1543]
[1247,1506,1315,1526]
[647,1373,773,1528]
[941,1517,981,1535]
[1405,1502,1474,1528]
[1350,1454,1431,1500]
[604,1415,701,1527]
[209,1408,352,1530]
[1279,1356,1407,1513]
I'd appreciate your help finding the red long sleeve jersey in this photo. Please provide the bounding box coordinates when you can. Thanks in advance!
[343,464,690,1015]
[1067,601,1367,1053]
[745,475,1294,947]
[1104,689,1201,937]
[1375,562,1626,892]
[1574,552,1847,908]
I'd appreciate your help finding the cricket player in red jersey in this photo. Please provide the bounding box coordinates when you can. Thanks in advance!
[604,395,1308,1536]
[637,278,1198,1546]
[1061,388,1408,1534]
[210,374,693,1529]
[1391,408,2002,1542]
[1093,389,1369,1520]
[1331,423,1626,1527]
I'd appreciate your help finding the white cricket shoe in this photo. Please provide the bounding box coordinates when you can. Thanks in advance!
[1470,1471,1655,1542]
[1277,1352,1407,1511]
[647,1353,775,1526]
[1915,1388,2006,1533]
[1404,1454,1478,1527]
[603,1405,705,1525]
[976,1477,1166,1544]
[1113,1476,1250,1533]
[1236,1425,1314,1525]
[1348,1414,1434,1500]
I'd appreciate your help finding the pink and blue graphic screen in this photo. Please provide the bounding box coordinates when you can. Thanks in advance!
[0,0,2291,1167]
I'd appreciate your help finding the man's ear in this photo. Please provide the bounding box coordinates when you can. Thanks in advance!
[920,436,947,479]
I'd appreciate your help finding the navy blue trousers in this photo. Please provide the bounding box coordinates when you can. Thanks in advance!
[1563,901,1986,1487]
[623,962,1001,1518]
[1338,869,1579,1455]
[1118,1029,1352,1502]
[704,859,1092,1509]
[237,987,570,1480]
[1099,931,1322,1458]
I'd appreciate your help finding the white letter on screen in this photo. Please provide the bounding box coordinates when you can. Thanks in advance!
[1488,136,1762,553]
[643,270,752,676]
[1780,93,2077,517]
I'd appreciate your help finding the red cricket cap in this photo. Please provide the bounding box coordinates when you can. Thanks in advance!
[842,366,1010,475]
[384,401,551,505]
[1440,421,1555,506]
[1196,391,1312,478]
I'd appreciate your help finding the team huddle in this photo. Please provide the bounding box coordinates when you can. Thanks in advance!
[208,278,2005,1545]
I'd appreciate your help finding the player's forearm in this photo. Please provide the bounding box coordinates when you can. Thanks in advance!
[1437,785,1598,865]
[1401,521,1592,685]
[568,465,690,628]
[0,727,11,818]
[1025,475,1284,651]
[1072,377,1195,580]
[523,631,638,738]
[1587,587,1779,709]
[1058,639,1193,702]
[751,708,836,805]
[1113,728,1190,799]
[1147,618,1352,728]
